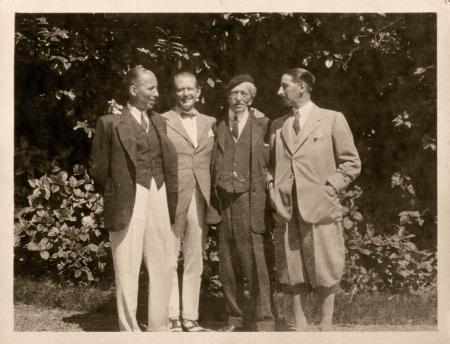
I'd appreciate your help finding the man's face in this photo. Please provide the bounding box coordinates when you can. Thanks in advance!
[227,82,253,114]
[130,71,159,111]
[277,74,303,107]
[174,74,201,112]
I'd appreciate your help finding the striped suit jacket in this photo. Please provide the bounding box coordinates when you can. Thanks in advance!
[89,107,178,231]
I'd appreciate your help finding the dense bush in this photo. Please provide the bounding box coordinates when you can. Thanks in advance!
[14,172,437,295]
[14,165,112,285]
[340,186,436,294]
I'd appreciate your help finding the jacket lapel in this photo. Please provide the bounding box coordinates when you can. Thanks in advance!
[250,109,263,153]
[216,116,228,152]
[280,112,295,156]
[165,110,195,148]
[294,103,323,153]
[195,114,208,151]
[117,107,138,166]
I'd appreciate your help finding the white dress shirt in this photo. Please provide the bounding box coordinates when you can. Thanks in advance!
[288,100,313,134]
[228,108,249,141]
[175,106,198,147]
[128,103,149,133]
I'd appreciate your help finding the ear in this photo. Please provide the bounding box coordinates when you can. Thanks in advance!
[129,85,137,97]
[195,87,202,101]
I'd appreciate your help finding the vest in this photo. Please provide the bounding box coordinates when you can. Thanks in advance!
[217,117,251,193]
[134,118,164,189]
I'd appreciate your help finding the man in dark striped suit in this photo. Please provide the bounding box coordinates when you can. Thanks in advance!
[90,66,178,331]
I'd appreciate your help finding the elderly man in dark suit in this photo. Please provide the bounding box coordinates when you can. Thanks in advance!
[90,66,178,331]
[210,74,274,331]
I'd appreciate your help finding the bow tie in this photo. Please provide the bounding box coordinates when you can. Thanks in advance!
[180,111,196,118]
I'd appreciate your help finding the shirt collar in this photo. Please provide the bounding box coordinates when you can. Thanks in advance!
[174,105,198,117]
[293,100,313,117]
[127,102,147,118]
[228,108,249,122]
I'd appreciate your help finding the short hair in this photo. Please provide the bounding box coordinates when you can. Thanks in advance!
[285,68,315,92]
[124,65,153,90]
[173,71,199,89]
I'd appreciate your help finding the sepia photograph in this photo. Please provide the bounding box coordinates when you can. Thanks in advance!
[1,1,449,343]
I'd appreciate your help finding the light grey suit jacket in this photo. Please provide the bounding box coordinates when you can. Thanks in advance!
[162,109,216,234]
[269,103,361,224]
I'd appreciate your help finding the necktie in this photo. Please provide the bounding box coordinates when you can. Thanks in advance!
[231,114,239,139]
[181,111,196,118]
[293,110,301,135]
[141,112,148,132]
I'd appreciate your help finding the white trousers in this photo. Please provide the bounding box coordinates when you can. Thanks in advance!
[109,180,175,331]
[168,185,207,321]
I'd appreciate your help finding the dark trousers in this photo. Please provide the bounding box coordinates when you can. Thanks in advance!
[218,189,274,331]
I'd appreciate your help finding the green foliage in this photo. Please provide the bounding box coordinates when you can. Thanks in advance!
[14,166,111,285]
[340,185,436,294]
[201,225,223,299]
[343,228,436,294]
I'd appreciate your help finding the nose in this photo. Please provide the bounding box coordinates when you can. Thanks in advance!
[277,87,284,96]
[154,88,159,97]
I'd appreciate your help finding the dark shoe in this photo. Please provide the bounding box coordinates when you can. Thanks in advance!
[181,319,210,332]
[220,325,243,332]
[169,318,183,332]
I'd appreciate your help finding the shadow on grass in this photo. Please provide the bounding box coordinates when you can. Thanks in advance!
[61,282,227,331]
[62,296,118,331]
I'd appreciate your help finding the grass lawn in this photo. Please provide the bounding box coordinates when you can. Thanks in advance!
[14,276,437,331]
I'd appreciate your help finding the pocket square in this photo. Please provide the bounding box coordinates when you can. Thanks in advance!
[313,132,324,141]
[208,129,214,138]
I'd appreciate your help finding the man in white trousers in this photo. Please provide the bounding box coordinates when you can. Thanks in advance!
[90,66,178,331]
[162,72,216,332]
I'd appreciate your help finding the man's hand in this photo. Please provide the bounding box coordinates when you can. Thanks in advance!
[107,99,123,115]
[251,107,265,118]
[325,182,338,199]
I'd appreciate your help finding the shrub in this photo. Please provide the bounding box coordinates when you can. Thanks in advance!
[14,170,436,295]
[14,165,112,285]
[201,225,223,299]
[340,186,437,295]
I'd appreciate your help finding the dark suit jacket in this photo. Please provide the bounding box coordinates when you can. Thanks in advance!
[210,108,270,233]
[89,107,178,231]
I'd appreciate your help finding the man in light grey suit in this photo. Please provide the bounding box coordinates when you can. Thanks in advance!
[268,68,361,331]
[161,72,216,332]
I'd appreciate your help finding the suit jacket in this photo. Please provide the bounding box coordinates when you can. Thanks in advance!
[269,102,361,224]
[210,108,271,233]
[161,109,216,234]
[89,107,178,231]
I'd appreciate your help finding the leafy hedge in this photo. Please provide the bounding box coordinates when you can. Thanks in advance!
[14,168,436,295]
[14,165,111,284]
[340,186,436,294]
